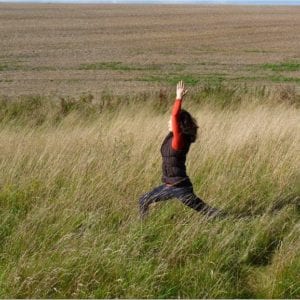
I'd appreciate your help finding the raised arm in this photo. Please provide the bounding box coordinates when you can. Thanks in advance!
[171,81,188,151]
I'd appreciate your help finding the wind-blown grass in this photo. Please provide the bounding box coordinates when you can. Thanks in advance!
[0,85,299,298]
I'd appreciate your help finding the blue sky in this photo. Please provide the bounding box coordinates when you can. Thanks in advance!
[1,0,299,4]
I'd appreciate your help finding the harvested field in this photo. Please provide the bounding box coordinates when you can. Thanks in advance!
[0,3,300,97]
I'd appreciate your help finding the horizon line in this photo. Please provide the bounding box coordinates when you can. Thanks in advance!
[1,0,300,5]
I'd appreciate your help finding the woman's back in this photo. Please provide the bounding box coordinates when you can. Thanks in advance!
[160,132,192,187]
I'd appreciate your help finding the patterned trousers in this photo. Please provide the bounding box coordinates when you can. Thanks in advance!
[139,184,224,219]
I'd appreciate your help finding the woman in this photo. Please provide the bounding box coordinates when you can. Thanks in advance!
[139,80,225,220]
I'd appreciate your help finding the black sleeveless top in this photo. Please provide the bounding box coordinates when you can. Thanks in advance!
[160,132,192,187]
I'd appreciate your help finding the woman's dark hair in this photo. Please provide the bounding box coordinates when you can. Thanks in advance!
[179,109,199,143]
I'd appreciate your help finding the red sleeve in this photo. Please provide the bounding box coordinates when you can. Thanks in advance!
[171,99,184,150]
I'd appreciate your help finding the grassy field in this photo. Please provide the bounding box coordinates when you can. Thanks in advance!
[0,3,299,298]
[0,86,299,298]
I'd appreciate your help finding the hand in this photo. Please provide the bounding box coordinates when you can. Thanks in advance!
[176,80,188,99]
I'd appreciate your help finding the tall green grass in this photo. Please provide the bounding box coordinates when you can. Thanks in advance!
[0,84,299,298]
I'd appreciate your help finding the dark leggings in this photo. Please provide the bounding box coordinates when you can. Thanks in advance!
[139,184,220,218]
